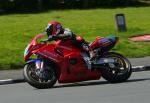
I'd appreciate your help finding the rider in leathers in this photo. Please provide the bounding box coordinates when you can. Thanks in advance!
[45,21,95,69]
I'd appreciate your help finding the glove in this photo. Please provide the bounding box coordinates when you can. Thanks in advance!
[48,35,53,40]
[52,35,58,40]
[47,35,54,41]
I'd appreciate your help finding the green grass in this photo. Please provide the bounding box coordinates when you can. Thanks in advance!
[0,7,150,69]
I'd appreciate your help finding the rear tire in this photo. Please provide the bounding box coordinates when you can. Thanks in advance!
[23,63,57,89]
[101,52,132,83]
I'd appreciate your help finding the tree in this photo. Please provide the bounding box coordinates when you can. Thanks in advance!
[37,0,42,11]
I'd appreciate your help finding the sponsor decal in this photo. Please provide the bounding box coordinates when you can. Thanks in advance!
[58,45,72,51]
[38,50,60,62]
[99,38,111,46]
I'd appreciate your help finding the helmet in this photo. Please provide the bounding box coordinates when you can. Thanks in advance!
[46,20,63,37]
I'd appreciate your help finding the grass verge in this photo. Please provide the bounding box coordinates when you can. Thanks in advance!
[0,7,150,69]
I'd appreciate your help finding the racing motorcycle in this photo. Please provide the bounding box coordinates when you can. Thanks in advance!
[23,33,132,89]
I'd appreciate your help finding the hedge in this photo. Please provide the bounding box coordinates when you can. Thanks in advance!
[0,0,142,13]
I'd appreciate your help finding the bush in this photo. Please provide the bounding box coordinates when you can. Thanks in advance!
[0,0,14,11]
[0,0,144,13]
[82,0,138,8]
[0,0,39,13]
[57,0,140,9]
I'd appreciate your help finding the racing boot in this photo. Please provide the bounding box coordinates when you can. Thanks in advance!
[81,52,92,70]
[89,50,96,61]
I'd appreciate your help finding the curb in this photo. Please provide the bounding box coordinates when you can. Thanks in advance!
[132,66,150,72]
[0,66,150,85]
[0,78,25,85]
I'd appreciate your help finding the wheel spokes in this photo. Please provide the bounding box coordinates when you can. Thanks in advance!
[107,56,129,75]
[27,65,55,83]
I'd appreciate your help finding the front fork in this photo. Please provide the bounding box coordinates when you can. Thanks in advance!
[35,60,44,69]
[35,59,49,80]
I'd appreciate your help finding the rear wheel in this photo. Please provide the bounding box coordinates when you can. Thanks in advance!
[23,63,57,89]
[101,52,132,83]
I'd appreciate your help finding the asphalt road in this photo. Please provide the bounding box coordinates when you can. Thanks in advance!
[0,57,150,103]
[129,56,150,66]
[0,71,150,103]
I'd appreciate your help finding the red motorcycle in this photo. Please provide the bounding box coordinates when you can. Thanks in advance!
[23,33,132,89]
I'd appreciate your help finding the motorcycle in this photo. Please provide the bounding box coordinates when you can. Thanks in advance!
[23,33,132,89]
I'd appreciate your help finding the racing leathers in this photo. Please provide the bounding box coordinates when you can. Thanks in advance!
[47,28,94,69]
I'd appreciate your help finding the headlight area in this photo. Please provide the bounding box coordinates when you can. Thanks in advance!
[24,44,30,57]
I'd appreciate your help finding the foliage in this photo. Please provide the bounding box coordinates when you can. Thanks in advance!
[0,7,150,69]
[0,0,145,13]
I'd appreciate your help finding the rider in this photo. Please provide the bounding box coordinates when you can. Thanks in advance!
[45,20,95,69]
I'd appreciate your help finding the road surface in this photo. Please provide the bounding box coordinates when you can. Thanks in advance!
[0,57,150,103]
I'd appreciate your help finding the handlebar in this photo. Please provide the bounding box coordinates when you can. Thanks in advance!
[39,35,54,44]
[40,40,48,44]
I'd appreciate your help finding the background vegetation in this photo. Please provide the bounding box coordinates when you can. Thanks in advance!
[0,0,150,70]
[0,0,148,13]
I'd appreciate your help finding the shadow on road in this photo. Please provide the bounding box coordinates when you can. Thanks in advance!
[1,77,150,89]
[52,77,150,89]
[127,78,150,83]
[53,81,109,89]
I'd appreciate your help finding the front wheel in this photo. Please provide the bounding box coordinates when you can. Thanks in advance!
[23,63,57,89]
[101,52,132,83]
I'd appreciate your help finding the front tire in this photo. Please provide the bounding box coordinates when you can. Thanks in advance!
[101,52,132,83]
[23,63,57,89]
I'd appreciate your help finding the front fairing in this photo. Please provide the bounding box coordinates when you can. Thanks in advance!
[24,44,33,62]
[24,33,47,62]
[24,44,30,57]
